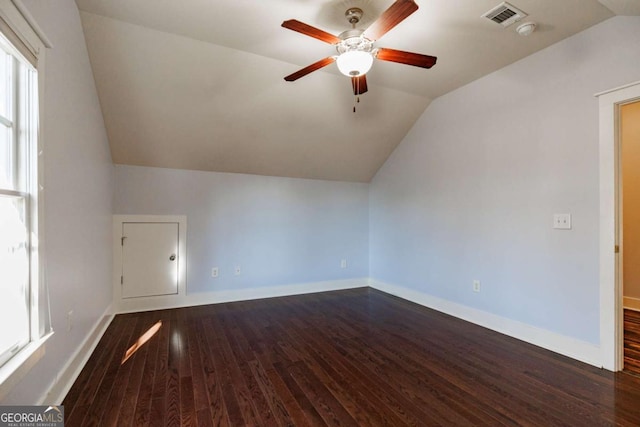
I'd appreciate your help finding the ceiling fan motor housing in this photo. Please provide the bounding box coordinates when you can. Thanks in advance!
[336,29,373,55]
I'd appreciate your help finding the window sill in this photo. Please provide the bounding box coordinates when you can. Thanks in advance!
[0,331,53,401]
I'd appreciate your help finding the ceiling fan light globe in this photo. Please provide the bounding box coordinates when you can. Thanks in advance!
[336,51,373,77]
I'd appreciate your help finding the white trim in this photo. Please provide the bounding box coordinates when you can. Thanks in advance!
[624,296,640,312]
[370,279,602,368]
[116,278,368,314]
[0,0,47,58]
[113,215,187,311]
[0,332,51,401]
[10,0,52,49]
[0,114,12,127]
[595,80,640,98]
[39,305,113,405]
[596,81,640,371]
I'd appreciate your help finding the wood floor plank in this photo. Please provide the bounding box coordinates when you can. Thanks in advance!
[179,376,196,427]
[116,316,152,427]
[165,311,182,427]
[202,316,245,425]
[225,312,281,425]
[100,313,151,427]
[63,288,640,426]
[177,311,196,427]
[288,361,359,426]
[242,306,326,423]
[281,313,444,425]
[146,312,171,426]
[185,316,210,417]
[252,351,309,426]
[269,306,422,426]
[77,316,140,427]
[133,311,166,426]
[62,315,125,418]
[248,358,295,427]
[272,360,327,426]
[213,313,265,425]
[192,320,228,426]
[625,309,640,376]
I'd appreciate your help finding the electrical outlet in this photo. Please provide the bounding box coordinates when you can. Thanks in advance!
[341,259,347,269]
[473,280,481,293]
[67,310,73,331]
[234,265,241,276]
[553,213,572,230]
[211,267,219,278]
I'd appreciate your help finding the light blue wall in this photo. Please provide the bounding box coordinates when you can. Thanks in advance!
[370,16,640,345]
[115,165,369,292]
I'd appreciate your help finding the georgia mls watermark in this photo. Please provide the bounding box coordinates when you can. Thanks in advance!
[0,406,63,427]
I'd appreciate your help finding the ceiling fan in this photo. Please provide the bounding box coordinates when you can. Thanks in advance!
[281,0,437,98]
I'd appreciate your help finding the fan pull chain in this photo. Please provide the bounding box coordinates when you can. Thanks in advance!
[353,83,356,113]
[353,78,360,113]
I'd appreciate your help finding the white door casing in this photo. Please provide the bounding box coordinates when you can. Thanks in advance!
[597,80,640,371]
[121,222,179,298]
[113,215,187,313]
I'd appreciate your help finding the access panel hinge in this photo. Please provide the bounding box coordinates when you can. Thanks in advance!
[121,275,123,285]
[121,236,126,246]
[615,245,619,253]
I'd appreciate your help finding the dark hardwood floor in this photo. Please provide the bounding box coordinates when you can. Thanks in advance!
[63,288,640,426]
[625,309,640,375]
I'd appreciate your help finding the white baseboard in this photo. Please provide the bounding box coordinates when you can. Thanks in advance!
[116,278,369,314]
[39,304,114,405]
[624,296,640,312]
[369,279,602,368]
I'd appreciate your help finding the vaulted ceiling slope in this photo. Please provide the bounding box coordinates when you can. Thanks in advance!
[76,0,622,182]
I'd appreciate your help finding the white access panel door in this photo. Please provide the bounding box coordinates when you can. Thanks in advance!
[121,222,179,298]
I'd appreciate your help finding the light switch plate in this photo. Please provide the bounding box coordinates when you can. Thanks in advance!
[553,214,571,230]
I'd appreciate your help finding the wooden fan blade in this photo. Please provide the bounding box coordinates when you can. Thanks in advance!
[363,0,419,41]
[282,20,341,45]
[284,57,336,81]
[376,48,437,68]
[351,75,368,95]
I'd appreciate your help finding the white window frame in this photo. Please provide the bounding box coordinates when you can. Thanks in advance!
[0,0,52,401]
[0,36,34,368]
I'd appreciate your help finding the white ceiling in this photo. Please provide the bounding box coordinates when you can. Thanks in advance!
[75,0,625,182]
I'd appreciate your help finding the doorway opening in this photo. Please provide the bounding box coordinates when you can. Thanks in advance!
[621,100,640,375]
[597,81,640,372]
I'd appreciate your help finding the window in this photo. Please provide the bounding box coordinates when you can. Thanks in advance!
[0,2,51,397]
[0,23,39,369]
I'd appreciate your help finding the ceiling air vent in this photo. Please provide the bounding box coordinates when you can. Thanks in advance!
[482,2,528,27]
